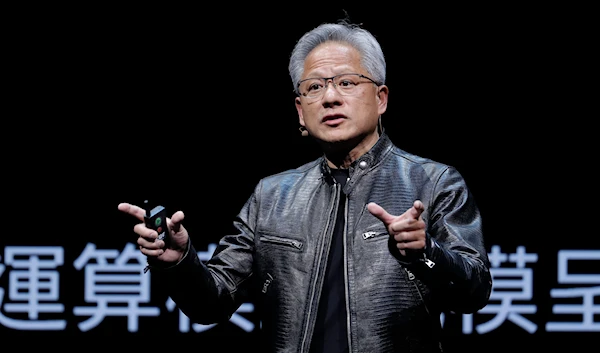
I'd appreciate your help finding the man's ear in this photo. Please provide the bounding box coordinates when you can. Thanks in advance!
[295,97,305,126]
[377,85,389,114]
[377,85,389,99]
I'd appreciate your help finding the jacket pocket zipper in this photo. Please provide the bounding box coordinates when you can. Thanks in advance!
[362,231,386,240]
[260,234,303,250]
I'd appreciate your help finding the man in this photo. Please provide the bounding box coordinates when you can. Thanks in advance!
[118,19,492,353]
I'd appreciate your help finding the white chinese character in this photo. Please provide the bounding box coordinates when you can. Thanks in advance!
[166,298,256,333]
[72,243,160,332]
[0,246,66,330]
[467,245,538,334]
[165,243,256,333]
[546,250,600,332]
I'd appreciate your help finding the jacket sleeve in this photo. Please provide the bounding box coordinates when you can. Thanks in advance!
[155,185,261,325]
[404,165,493,314]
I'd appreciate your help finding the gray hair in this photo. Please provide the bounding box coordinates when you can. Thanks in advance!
[288,20,386,94]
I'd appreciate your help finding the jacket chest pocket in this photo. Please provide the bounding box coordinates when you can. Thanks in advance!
[259,234,304,251]
[256,233,306,268]
[256,233,307,297]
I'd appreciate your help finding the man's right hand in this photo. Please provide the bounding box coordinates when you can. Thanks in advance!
[118,202,189,263]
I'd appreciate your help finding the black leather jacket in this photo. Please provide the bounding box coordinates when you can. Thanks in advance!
[160,133,492,352]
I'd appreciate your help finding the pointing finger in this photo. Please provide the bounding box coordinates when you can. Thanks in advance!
[118,203,146,221]
[367,202,397,226]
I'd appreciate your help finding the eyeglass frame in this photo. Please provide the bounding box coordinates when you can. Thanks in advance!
[295,73,381,98]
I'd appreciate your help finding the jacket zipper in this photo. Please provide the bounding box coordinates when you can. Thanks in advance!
[342,184,352,352]
[300,182,339,352]
[260,234,303,250]
[423,253,435,268]
[405,267,431,316]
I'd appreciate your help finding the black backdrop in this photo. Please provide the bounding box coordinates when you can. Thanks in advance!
[2,3,597,352]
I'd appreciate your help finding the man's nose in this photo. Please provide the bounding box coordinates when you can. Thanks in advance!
[322,80,341,98]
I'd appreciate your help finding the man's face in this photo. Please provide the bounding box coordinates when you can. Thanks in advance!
[295,42,388,148]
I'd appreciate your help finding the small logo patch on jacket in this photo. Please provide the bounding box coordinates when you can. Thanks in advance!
[262,273,274,293]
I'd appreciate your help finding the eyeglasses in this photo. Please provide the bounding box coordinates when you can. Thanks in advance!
[297,73,380,100]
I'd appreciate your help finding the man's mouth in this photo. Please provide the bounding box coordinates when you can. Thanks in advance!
[322,115,345,125]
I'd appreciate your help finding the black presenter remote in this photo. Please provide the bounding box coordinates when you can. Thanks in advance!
[143,200,168,241]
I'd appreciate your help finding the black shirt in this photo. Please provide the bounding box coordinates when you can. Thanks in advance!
[309,168,349,353]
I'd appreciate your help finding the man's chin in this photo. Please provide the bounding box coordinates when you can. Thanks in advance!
[318,129,355,143]
[316,131,361,149]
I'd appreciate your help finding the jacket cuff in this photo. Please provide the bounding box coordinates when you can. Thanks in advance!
[392,232,435,266]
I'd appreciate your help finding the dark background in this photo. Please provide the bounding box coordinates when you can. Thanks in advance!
[2,3,596,352]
